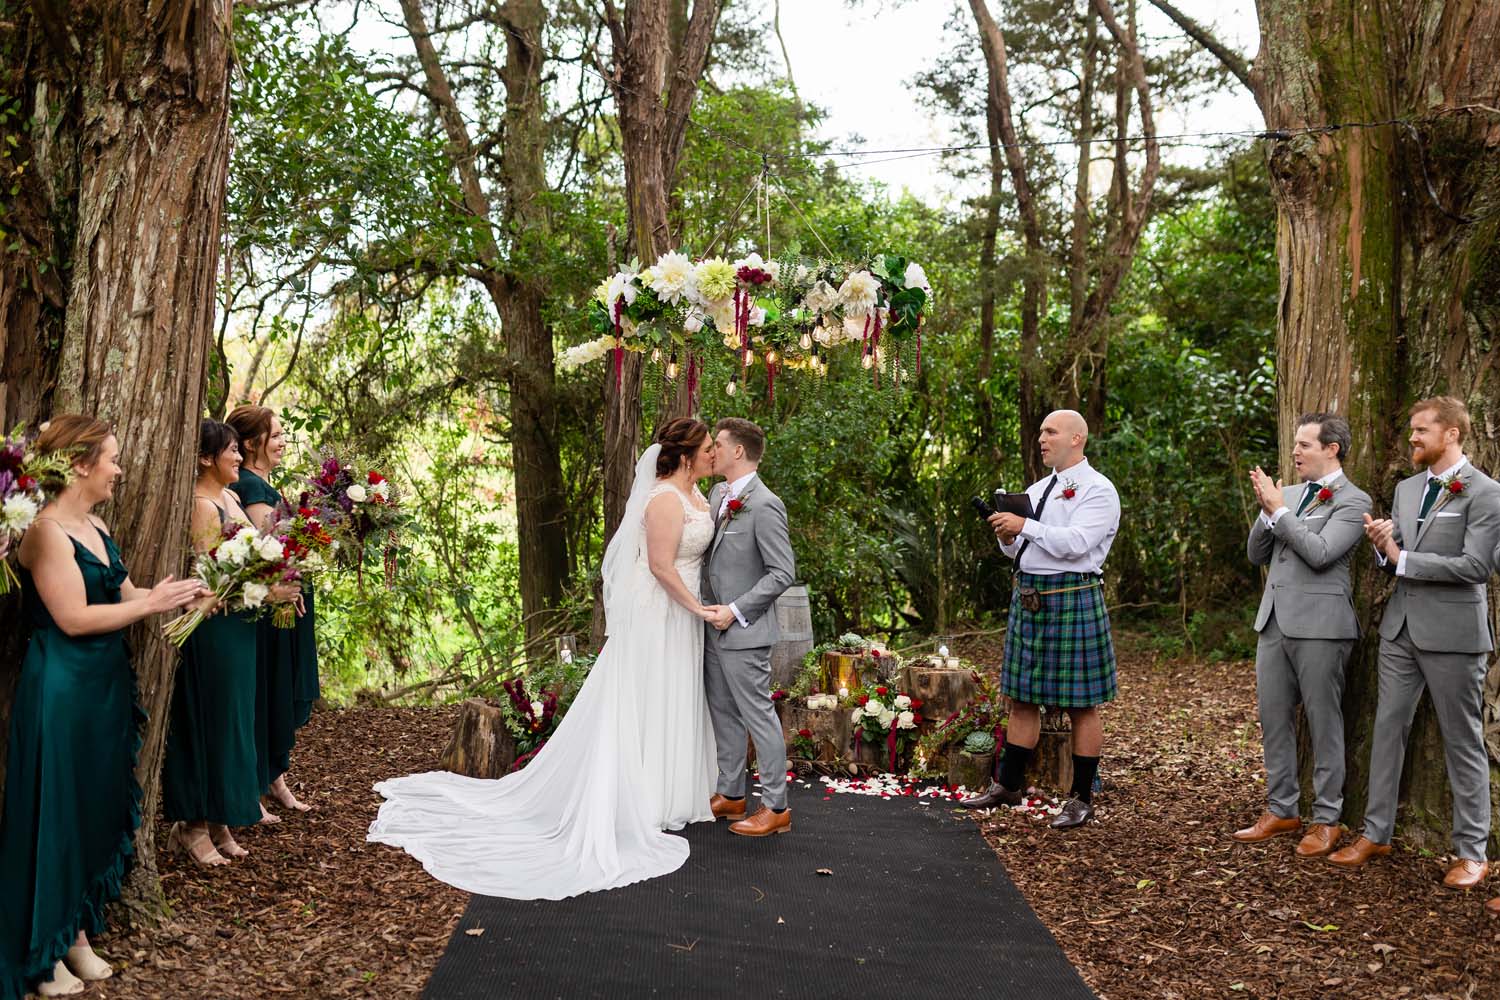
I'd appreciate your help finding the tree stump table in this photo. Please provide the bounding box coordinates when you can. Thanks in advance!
[439,698,518,778]
[899,661,977,726]
[781,701,851,763]
[1031,708,1074,793]
[948,749,994,792]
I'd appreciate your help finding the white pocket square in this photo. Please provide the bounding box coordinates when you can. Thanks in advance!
[1305,514,1328,520]
[1434,511,1461,518]
[723,530,742,535]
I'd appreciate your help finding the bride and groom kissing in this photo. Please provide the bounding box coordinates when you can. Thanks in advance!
[368,417,796,901]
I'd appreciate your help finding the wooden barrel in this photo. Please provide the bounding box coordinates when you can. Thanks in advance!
[769,584,814,689]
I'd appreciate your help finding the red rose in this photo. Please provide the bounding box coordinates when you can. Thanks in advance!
[16,475,36,491]
[1449,479,1465,494]
[771,689,788,702]
[875,686,888,696]
[911,699,924,711]
[1062,487,1076,499]
[857,694,869,706]
[1316,487,1333,502]
[368,470,386,485]
[870,648,881,658]
[797,728,813,739]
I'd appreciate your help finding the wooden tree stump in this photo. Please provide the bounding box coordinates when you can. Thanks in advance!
[948,750,994,792]
[1031,709,1074,793]
[782,702,851,763]
[439,698,518,778]
[899,662,977,726]
[819,650,893,692]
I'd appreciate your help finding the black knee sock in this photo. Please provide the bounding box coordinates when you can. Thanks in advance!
[723,795,744,801]
[1070,754,1100,803]
[998,743,1035,792]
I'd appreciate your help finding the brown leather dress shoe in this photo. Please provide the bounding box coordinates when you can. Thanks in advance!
[1231,811,1302,843]
[709,794,747,821]
[1485,896,1500,918]
[1294,823,1345,859]
[958,781,1024,810]
[1442,859,1489,890]
[728,806,791,837]
[1327,835,1392,868]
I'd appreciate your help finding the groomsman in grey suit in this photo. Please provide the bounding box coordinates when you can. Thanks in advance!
[702,418,797,837]
[1234,414,1370,858]
[1331,397,1500,890]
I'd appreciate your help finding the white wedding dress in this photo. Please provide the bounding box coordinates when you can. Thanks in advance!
[367,446,717,899]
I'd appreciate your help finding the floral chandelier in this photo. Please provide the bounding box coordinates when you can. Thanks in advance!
[560,249,932,401]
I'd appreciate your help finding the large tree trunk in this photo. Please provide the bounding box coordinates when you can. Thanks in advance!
[0,0,232,911]
[1253,0,1500,849]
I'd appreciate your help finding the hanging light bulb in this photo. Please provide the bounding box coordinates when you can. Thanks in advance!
[651,347,662,363]
[743,349,755,366]
[665,351,679,380]
[799,332,812,350]
[862,352,874,369]
[725,377,738,396]
[766,349,779,365]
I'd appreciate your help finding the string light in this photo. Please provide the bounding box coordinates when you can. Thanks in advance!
[766,349,779,365]
[666,351,679,380]
[725,377,738,396]
[743,349,755,366]
[799,332,812,350]
[650,347,662,363]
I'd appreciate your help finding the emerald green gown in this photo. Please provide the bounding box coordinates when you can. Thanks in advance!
[0,530,143,1000]
[229,468,321,789]
[160,507,261,828]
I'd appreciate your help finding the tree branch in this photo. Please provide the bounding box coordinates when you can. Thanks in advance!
[1143,0,1252,92]
[660,0,723,183]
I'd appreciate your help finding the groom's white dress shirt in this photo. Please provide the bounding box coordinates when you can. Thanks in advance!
[717,471,757,628]
[998,458,1120,575]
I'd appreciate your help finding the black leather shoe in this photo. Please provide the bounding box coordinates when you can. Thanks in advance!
[958,781,1024,810]
[1049,797,1094,829]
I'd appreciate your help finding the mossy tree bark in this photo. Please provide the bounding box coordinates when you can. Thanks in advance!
[1250,0,1500,847]
[0,0,233,910]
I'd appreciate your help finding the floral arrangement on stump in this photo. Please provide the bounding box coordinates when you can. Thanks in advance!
[303,451,405,588]
[911,671,1006,777]
[502,676,559,772]
[848,684,921,772]
[561,249,932,401]
[0,427,73,595]
[790,728,818,760]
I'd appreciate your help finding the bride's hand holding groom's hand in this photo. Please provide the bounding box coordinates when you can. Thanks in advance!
[698,603,736,630]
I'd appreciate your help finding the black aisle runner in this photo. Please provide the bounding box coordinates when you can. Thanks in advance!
[423,780,1096,999]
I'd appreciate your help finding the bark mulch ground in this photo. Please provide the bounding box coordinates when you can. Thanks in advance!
[956,634,1500,1000]
[88,644,1500,999]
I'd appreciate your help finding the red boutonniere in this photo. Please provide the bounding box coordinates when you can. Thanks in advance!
[1060,478,1079,500]
[1302,481,1341,514]
[725,497,747,520]
[1430,473,1466,515]
[1446,478,1465,495]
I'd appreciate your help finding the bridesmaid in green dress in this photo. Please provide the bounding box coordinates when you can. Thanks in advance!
[160,421,297,865]
[226,404,317,820]
[1,415,203,999]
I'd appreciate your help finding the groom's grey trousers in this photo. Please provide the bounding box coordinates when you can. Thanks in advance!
[703,630,788,809]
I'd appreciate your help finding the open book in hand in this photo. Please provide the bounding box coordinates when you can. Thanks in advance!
[992,489,1036,519]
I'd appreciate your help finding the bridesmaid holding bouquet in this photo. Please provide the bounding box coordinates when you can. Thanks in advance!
[0,415,202,998]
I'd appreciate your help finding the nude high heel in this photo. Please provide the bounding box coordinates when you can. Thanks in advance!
[35,960,84,996]
[210,824,248,859]
[64,940,112,981]
[169,821,228,868]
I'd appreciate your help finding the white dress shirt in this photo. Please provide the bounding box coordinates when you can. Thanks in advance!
[717,471,758,627]
[1389,456,1468,576]
[998,459,1120,575]
[1263,468,1345,528]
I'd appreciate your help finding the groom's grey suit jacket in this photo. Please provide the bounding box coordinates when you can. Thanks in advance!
[1378,464,1500,653]
[1247,477,1372,639]
[702,474,797,650]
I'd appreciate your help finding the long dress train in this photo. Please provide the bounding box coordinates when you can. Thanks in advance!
[367,480,716,900]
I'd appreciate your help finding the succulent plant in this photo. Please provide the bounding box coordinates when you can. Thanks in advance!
[962,731,996,755]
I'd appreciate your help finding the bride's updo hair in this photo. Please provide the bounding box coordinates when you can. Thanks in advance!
[654,418,710,477]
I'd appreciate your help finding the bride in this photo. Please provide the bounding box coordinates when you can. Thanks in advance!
[367,418,723,899]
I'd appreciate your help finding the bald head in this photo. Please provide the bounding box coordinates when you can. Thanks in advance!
[1039,409,1089,471]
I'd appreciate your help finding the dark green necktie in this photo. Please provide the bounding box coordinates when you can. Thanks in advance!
[1417,476,1443,524]
[1294,483,1319,516]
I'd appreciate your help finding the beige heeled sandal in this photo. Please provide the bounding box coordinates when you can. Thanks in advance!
[170,821,228,868]
[269,775,312,813]
[64,941,112,982]
[36,960,84,997]
[210,824,248,859]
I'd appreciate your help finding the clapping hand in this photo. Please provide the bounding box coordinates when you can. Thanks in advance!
[1363,513,1400,563]
[1248,466,1286,516]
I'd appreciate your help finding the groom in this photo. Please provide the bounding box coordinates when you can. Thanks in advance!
[702,418,797,837]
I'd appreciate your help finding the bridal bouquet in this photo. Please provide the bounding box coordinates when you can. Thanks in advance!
[161,523,305,645]
[848,684,922,773]
[305,452,404,587]
[0,427,73,595]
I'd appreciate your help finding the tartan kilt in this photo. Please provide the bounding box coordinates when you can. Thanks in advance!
[1002,571,1117,708]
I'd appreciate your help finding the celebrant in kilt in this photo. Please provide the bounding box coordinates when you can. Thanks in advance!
[961,409,1120,829]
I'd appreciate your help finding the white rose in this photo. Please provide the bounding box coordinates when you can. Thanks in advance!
[897,711,916,730]
[865,699,885,716]
[878,709,897,729]
[347,484,368,503]
[851,708,865,724]
[903,261,932,294]
[2,494,38,532]
[803,280,837,314]
[837,687,849,699]
[894,695,911,710]
[683,308,704,334]
[242,582,269,608]
[255,536,284,562]
[747,305,767,327]
[530,700,545,717]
